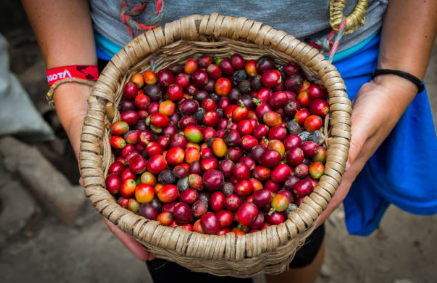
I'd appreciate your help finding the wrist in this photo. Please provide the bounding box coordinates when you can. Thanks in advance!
[47,65,99,86]
[378,58,426,81]
[372,69,424,94]
[54,83,92,155]
[370,74,417,118]
[53,82,92,106]
[372,74,418,96]
[46,65,98,105]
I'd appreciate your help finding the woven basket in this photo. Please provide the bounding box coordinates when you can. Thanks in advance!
[79,13,351,278]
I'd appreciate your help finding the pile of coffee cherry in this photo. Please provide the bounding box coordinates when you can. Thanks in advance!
[105,53,329,235]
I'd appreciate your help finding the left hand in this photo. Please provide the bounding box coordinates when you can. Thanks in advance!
[57,84,155,262]
[102,217,155,261]
[316,76,417,226]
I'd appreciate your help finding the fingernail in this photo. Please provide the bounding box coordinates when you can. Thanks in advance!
[346,161,351,171]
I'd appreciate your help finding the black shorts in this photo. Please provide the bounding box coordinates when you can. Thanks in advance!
[146,224,325,283]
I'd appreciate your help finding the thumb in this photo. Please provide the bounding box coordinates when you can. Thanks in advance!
[346,115,369,171]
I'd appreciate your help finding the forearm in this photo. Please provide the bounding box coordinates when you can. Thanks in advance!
[22,0,96,67]
[379,0,437,80]
[369,0,437,120]
[22,0,97,156]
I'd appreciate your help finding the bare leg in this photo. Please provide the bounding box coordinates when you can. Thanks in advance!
[265,239,326,283]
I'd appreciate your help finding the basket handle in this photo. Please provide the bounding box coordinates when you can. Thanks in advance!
[330,0,368,34]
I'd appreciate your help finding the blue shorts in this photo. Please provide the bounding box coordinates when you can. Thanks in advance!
[334,34,437,236]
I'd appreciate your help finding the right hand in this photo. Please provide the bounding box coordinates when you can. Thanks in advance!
[55,83,155,262]
[316,74,418,227]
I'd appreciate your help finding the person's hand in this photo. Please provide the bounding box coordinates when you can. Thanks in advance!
[316,75,418,226]
[102,217,155,261]
[55,83,155,261]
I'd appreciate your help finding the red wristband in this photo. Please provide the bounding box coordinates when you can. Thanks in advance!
[46,65,99,86]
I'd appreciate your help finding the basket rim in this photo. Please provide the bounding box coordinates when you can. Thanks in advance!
[79,13,351,266]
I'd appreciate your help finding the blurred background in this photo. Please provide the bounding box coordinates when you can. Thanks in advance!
[0,1,436,283]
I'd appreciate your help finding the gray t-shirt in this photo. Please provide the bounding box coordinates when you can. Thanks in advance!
[91,0,388,54]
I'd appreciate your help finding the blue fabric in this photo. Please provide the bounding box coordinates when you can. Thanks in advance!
[333,33,437,236]
[329,30,380,63]
[96,46,112,61]
[94,30,121,60]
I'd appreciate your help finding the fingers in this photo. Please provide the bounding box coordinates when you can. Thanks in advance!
[102,217,152,261]
[316,167,355,227]
[148,252,155,261]
[317,130,378,227]
[317,113,372,226]
[346,113,370,171]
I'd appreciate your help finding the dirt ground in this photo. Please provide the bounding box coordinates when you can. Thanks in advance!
[1,3,437,283]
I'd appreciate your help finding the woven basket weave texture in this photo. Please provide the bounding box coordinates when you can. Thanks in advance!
[79,13,351,278]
